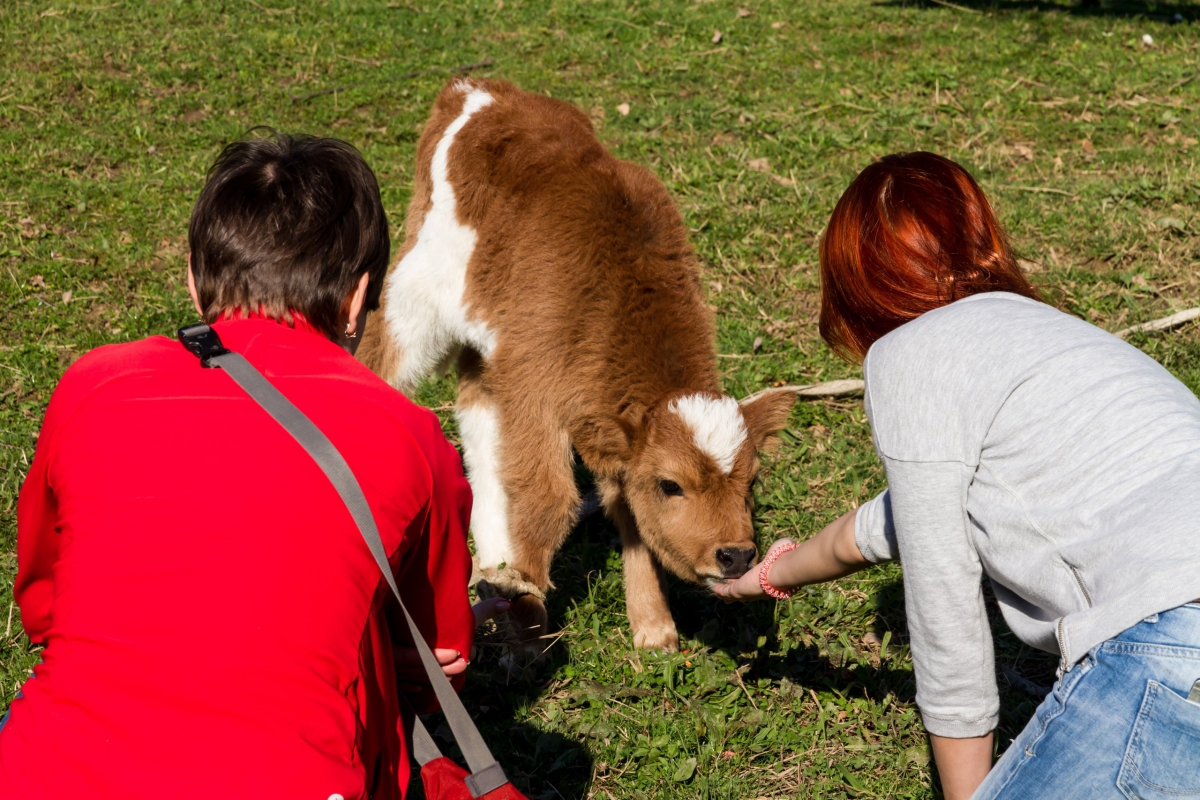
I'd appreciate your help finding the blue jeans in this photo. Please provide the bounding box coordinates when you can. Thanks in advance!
[974,602,1200,799]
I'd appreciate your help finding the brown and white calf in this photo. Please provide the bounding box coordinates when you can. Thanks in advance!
[358,78,797,652]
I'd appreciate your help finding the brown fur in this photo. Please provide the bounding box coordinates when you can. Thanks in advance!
[360,79,797,651]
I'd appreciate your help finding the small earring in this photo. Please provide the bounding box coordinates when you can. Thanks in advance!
[345,325,357,339]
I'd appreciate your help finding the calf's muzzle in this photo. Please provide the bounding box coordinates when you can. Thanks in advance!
[715,546,757,578]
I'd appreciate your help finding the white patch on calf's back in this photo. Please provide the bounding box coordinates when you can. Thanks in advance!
[382,87,496,392]
[669,394,747,474]
[456,402,513,570]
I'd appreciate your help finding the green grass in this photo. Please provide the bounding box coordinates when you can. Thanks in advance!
[2,0,1198,797]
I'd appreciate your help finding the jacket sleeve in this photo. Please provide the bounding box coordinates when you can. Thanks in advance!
[883,458,999,739]
[393,425,475,714]
[854,489,898,564]
[14,371,77,644]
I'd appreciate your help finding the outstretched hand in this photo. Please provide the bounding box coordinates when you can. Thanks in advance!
[711,538,796,603]
[712,509,870,605]
[394,596,511,681]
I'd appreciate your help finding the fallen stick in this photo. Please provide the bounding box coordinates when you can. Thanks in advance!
[1114,307,1200,339]
[289,58,494,103]
[742,379,865,405]
[998,185,1078,198]
[928,0,982,13]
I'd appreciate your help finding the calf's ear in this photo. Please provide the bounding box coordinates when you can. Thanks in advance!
[572,413,637,476]
[739,387,799,451]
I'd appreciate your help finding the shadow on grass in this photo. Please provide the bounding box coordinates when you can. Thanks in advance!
[676,574,920,706]
[421,455,1061,798]
[427,494,1065,799]
[405,726,589,800]
[411,503,615,799]
[877,0,1199,21]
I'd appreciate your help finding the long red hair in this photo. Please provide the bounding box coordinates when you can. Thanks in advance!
[819,152,1040,362]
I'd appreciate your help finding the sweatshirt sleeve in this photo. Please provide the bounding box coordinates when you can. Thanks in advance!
[854,489,898,564]
[15,437,58,645]
[393,426,476,714]
[883,458,999,739]
[14,362,82,644]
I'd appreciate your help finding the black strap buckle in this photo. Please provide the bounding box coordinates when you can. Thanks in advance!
[464,762,509,798]
[177,323,230,367]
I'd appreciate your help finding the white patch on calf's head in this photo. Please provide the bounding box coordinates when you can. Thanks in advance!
[668,394,747,474]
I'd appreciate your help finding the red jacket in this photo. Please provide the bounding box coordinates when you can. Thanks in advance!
[1,316,474,799]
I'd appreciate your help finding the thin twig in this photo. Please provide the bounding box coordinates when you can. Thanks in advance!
[336,54,384,67]
[927,0,982,13]
[997,185,1077,198]
[598,16,646,29]
[1114,307,1200,339]
[289,58,494,103]
[742,379,865,404]
[246,0,294,15]
[291,85,351,103]
[1005,76,1046,93]
[1167,73,1196,93]
[798,104,835,118]
[733,666,759,711]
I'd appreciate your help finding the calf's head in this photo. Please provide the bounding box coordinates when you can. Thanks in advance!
[574,387,798,586]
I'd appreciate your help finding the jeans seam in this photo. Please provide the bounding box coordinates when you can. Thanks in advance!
[1024,666,1083,757]
[1117,682,1156,798]
[1102,642,1200,659]
[980,749,1030,799]
[981,690,1070,800]
[1019,653,1094,758]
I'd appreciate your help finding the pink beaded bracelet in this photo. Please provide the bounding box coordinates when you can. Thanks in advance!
[758,540,798,599]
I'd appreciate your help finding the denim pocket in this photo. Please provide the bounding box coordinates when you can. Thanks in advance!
[1116,680,1200,798]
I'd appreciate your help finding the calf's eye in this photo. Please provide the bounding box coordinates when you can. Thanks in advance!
[658,479,684,497]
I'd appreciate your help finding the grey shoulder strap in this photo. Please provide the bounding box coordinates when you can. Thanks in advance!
[178,324,507,798]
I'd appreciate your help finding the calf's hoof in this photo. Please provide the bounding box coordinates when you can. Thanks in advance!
[632,622,680,652]
[476,578,551,665]
[508,593,550,657]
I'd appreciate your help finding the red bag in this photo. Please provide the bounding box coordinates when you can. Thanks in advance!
[179,324,529,800]
[417,756,529,799]
[405,693,529,800]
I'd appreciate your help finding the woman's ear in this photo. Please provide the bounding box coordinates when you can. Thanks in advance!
[186,255,203,317]
[343,272,371,337]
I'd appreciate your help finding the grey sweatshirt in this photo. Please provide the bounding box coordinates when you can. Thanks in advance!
[854,292,1200,738]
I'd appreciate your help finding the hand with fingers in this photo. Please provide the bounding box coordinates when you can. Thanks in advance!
[710,508,870,604]
[394,596,511,686]
[711,538,796,603]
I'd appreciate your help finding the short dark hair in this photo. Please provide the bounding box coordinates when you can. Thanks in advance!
[188,131,390,340]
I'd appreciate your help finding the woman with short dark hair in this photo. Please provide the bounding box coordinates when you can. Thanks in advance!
[1,133,488,799]
[716,152,1200,799]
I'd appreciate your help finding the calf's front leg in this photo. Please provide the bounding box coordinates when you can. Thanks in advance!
[608,497,679,652]
[466,390,579,660]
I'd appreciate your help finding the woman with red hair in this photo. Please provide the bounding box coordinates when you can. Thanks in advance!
[716,152,1200,798]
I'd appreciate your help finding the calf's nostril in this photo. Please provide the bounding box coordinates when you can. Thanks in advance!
[715,546,758,578]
